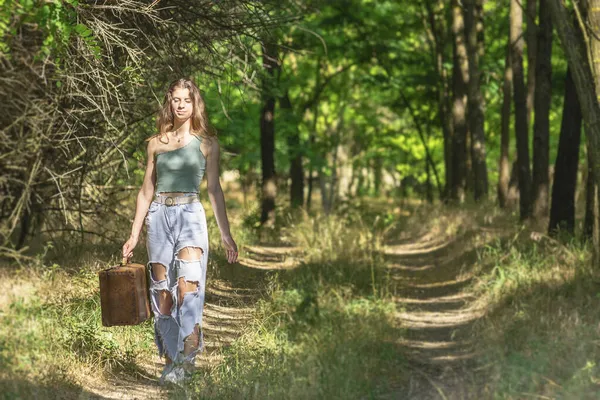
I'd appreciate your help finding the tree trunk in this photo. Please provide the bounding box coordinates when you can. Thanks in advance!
[426,155,433,203]
[348,160,357,198]
[465,0,488,200]
[357,165,366,197]
[498,43,513,208]
[451,0,469,202]
[442,100,453,201]
[526,0,538,127]
[327,106,345,212]
[507,160,521,206]
[280,92,304,209]
[584,149,600,270]
[425,0,453,201]
[589,0,600,267]
[548,0,600,266]
[373,156,382,197]
[337,142,353,202]
[585,151,596,239]
[548,68,582,235]
[532,0,553,219]
[306,59,322,212]
[465,127,473,193]
[260,40,278,225]
[511,0,533,220]
[318,166,330,213]
[306,168,314,211]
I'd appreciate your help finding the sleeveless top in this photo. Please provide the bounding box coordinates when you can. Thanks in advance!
[155,135,206,193]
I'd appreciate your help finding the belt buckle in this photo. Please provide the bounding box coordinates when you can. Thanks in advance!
[165,196,175,206]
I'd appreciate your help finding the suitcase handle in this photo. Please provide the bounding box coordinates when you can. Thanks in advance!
[107,257,128,271]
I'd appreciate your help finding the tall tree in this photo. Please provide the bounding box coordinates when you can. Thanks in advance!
[260,40,279,225]
[280,91,304,209]
[511,0,533,219]
[548,0,600,265]
[451,0,469,202]
[498,43,513,208]
[424,0,453,201]
[586,0,600,261]
[526,0,538,126]
[465,0,488,200]
[548,68,582,235]
[584,152,597,240]
[532,0,553,219]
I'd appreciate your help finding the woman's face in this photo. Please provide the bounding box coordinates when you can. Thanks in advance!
[171,87,193,121]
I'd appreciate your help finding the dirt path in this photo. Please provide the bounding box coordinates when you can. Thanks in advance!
[80,245,302,400]
[383,230,489,399]
[80,228,490,399]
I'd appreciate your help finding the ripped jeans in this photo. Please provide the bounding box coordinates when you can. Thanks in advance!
[145,193,209,364]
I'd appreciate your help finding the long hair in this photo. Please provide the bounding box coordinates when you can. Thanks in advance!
[151,78,216,141]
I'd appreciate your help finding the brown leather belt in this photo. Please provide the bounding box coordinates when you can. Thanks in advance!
[154,194,199,206]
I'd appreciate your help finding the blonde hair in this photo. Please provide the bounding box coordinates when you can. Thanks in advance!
[149,78,216,142]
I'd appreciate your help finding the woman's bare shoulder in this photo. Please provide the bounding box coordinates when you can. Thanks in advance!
[146,134,165,154]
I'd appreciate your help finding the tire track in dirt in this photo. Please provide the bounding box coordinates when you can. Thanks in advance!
[382,230,490,400]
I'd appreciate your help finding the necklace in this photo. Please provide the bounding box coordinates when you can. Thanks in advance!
[173,128,185,143]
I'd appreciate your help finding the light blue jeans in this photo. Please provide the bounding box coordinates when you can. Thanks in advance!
[145,193,209,364]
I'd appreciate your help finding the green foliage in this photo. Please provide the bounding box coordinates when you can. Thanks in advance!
[0,0,100,60]
[176,0,573,203]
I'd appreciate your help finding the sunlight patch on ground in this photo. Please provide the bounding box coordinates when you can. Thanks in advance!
[397,339,473,350]
[395,274,474,289]
[384,239,455,256]
[396,307,485,326]
[237,256,300,270]
[393,292,475,304]
[387,263,437,272]
[243,245,304,255]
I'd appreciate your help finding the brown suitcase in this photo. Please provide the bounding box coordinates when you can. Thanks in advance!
[99,258,151,327]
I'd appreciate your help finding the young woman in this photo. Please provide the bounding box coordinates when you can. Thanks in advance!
[122,78,238,385]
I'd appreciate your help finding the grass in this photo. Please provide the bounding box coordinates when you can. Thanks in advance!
[186,286,402,399]
[181,200,406,399]
[471,230,600,399]
[2,194,600,399]
[0,195,405,399]
[0,261,157,399]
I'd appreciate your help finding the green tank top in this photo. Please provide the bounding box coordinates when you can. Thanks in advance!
[155,135,206,193]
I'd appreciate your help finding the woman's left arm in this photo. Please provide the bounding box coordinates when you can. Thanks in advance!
[205,137,238,264]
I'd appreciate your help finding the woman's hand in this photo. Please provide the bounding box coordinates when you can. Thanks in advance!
[122,235,139,260]
[222,234,238,264]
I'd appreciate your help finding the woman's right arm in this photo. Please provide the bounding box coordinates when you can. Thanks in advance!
[122,139,157,259]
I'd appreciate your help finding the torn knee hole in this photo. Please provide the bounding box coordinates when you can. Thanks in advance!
[183,324,201,348]
[150,263,167,281]
[177,246,204,261]
[177,279,199,305]
[152,289,173,315]
[178,278,199,291]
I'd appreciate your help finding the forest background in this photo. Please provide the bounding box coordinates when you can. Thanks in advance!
[1,0,600,399]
